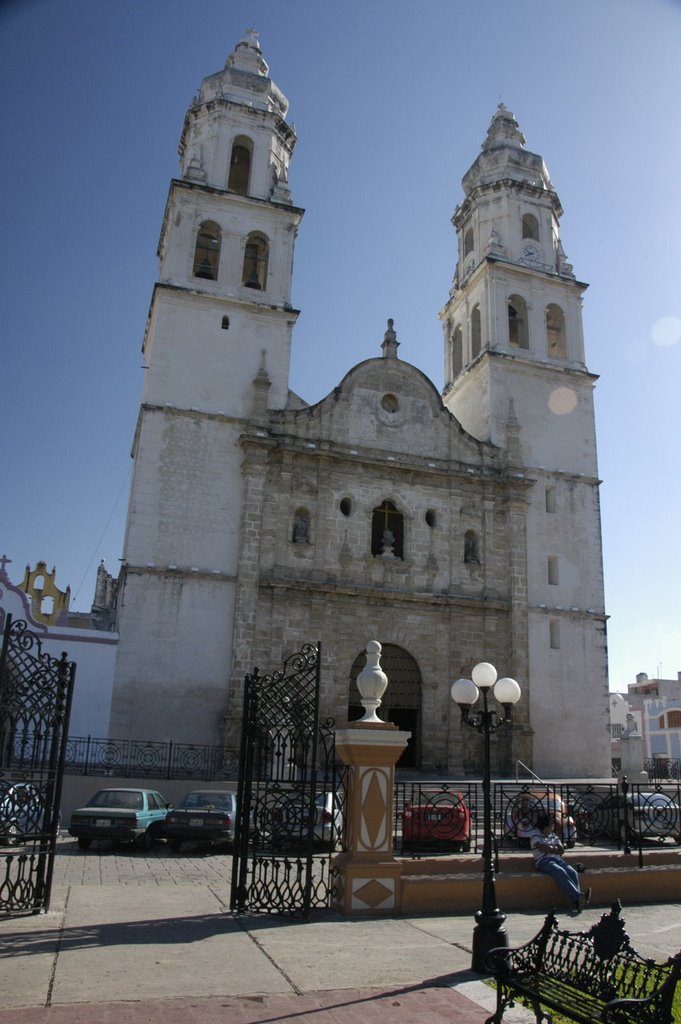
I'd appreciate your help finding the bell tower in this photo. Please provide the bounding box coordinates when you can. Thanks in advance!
[440,105,610,777]
[110,31,303,742]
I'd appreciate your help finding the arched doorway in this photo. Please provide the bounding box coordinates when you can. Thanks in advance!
[348,644,422,768]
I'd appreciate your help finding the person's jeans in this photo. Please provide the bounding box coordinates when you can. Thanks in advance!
[536,854,581,903]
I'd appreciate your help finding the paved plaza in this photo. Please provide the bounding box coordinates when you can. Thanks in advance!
[0,838,679,1023]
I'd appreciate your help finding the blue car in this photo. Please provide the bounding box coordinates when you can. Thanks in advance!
[68,788,172,851]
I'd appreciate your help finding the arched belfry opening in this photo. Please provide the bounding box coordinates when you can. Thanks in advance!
[348,644,422,768]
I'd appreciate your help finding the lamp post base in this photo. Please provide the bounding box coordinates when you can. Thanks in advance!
[471,908,509,974]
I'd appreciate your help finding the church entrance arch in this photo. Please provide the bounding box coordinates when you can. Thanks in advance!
[348,644,421,769]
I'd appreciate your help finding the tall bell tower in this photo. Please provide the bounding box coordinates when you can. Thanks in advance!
[110,31,303,741]
[440,105,610,777]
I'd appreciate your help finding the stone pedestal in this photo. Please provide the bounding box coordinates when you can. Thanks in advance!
[332,725,410,916]
[618,734,648,785]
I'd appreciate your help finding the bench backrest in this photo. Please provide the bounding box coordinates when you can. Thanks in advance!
[510,901,681,1016]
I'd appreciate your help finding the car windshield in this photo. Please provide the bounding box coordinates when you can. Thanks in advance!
[179,792,232,810]
[88,790,143,810]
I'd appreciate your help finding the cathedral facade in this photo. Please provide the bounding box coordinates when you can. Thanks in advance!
[109,31,610,778]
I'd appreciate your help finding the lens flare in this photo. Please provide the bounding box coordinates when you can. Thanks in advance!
[652,316,681,347]
[548,386,577,415]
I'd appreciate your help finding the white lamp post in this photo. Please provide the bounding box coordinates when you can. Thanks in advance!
[451,662,521,974]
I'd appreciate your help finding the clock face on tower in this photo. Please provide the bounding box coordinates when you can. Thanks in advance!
[522,243,541,264]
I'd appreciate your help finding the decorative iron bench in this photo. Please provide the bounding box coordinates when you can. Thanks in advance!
[485,900,681,1024]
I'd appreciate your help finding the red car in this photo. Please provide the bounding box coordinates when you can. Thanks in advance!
[402,791,471,851]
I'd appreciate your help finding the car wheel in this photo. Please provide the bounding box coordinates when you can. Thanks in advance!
[168,839,182,852]
[77,837,91,851]
[137,829,153,852]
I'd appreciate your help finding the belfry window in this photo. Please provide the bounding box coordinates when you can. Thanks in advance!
[545,486,556,513]
[522,213,539,240]
[451,325,463,377]
[371,500,404,559]
[242,232,269,290]
[464,227,474,256]
[464,530,480,563]
[192,221,221,281]
[471,305,481,359]
[508,294,529,349]
[228,136,252,195]
[546,303,567,358]
[292,508,310,544]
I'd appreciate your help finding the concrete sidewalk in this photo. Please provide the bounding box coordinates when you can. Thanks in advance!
[0,841,679,1023]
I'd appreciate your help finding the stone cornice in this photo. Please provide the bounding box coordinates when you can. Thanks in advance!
[139,402,244,426]
[530,604,608,621]
[454,178,563,225]
[122,564,236,583]
[259,575,510,611]
[168,177,304,217]
[242,436,535,496]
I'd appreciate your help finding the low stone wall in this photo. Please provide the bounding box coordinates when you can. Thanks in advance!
[397,850,681,914]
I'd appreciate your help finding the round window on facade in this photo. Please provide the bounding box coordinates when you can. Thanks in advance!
[425,509,436,528]
[381,393,399,414]
[340,497,352,517]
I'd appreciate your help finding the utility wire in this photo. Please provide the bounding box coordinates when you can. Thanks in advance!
[73,465,131,604]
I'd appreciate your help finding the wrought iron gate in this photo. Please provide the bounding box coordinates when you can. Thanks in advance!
[230,642,341,917]
[0,614,76,915]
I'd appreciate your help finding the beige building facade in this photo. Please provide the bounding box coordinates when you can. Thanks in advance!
[110,31,610,778]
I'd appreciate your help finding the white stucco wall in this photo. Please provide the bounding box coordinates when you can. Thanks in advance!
[0,574,117,738]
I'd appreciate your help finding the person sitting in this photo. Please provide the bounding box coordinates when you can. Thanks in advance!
[529,813,591,914]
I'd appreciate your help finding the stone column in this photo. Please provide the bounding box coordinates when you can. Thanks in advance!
[331,641,410,915]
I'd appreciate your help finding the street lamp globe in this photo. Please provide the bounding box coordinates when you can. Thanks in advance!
[471,662,497,689]
[494,676,521,706]
[450,677,479,706]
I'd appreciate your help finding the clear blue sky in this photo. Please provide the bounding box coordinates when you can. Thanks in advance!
[1,0,679,690]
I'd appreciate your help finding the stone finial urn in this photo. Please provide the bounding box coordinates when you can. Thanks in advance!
[355,640,388,723]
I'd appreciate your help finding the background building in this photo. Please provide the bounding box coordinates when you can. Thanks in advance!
[610,673,681,776]
[109,32,610,778]
[0,555,117,737]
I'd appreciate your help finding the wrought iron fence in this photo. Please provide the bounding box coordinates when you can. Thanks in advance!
[644,758,681,782]
[394,778,681,865]
[495,780,681,856]
[394,781,479,856]
[57,736,681,867]
[62,736,239,781]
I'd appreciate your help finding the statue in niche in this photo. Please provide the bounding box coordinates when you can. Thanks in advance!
[381,529,395,557]
[292,511,310,544]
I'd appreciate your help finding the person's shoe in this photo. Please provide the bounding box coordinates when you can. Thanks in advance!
[576,888,591,910]
[572,900,582,915]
